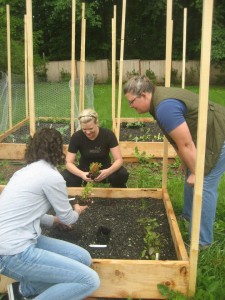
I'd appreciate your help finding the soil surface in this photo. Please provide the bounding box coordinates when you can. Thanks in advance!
[120,121,163,142]
[43,197,177,261]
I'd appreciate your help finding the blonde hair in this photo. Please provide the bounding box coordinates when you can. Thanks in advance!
[78,108,98,124]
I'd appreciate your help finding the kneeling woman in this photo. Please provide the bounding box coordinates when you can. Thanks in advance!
[0,128,100,300]
[62,108,129,188]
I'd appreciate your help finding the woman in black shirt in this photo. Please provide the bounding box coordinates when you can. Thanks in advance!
[62,109,129,187]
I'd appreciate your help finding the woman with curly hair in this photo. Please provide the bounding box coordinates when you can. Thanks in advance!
[0,128,100,300]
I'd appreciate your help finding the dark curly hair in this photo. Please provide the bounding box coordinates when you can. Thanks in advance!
[24,128,65,166]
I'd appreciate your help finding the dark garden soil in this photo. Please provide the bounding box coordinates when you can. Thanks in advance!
[2,121,163,144]
[119,121,164,142]
[43,197,177,261]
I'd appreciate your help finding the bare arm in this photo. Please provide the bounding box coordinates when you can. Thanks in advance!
[94,145,123,182]
[169,122,196,185]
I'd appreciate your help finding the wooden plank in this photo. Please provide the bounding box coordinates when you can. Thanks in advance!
[0,142,177,160]
[163,189,189,261]
[119,141,177,159]
[0,275,15,293]
[91,259,189,299]
[67,187,163,199]
[117,117,154,123]
[0,143,26,160]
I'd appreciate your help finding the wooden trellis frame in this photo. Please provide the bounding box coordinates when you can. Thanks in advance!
[0,0,214,298]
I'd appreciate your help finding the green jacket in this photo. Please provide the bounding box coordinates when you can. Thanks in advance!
[149,87,225,175]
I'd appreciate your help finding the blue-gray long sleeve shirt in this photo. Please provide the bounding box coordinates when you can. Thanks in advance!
[0,160,79,255]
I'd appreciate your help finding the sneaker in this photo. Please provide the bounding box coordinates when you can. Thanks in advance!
[7,282,32,300]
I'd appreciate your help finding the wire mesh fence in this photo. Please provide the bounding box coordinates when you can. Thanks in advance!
[0,72,95,144]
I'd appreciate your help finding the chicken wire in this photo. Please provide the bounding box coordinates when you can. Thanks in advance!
[0,72,95,144]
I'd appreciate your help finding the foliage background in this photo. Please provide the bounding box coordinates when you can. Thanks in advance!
[0,0,225,75]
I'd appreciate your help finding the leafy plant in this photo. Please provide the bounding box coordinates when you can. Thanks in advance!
[126,121,145,128]
[56,125,69,136]
[137,217,161,260]
[80,182,94,205]
[157,284,188,300]
[88,162,102,180]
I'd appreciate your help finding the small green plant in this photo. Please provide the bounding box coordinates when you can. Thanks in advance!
[153,133,163,141]
[134,146,152,164]
[157,284,188,299]
[126,121,144,128]
[80,182,94,205]
[88,162,102,179]
[57,125,69,136]
[137,217,161,259]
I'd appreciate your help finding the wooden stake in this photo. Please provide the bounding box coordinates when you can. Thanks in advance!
[182,8,187,89]
[71,0,76,135]
[6,5,12,129]
[79,1,86,112]
[162,0,173,189]
[24,15,29,118]
[188,0,214,296]
[115,0,126,140]
[112,3,117,132]
[26,0,36,136]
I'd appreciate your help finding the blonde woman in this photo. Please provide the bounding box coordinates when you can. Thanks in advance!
[62,109,129,187]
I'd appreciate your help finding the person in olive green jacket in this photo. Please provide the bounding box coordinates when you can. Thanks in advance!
[124,75,225,249]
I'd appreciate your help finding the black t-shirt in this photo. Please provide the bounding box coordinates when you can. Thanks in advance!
[68,127,119,171]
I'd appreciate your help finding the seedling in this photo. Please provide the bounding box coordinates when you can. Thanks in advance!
[88,162,102,179]
[137,217,161,260]
[79,182,94,205]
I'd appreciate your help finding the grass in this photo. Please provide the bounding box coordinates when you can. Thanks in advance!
[1,84,225,299]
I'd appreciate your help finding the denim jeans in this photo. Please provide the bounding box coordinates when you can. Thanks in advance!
[182,141,225,245]
[0,235,100,299]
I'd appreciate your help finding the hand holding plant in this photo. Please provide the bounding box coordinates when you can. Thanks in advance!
[87,162,102,180]
[73,203,88,214]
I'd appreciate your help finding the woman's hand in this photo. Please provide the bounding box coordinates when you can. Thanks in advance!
[73,203,88,214]
[94,169,110,182]
[53,216,72,231]
[187,173,195,186]
[81,171,94,182]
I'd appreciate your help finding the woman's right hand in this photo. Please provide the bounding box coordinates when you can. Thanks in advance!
[81,171,94,182]
[73,203,88,214]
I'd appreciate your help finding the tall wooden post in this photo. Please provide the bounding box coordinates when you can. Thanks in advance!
[112,2,117,132]
[188,0,214,296]
[26,0,36,136]
[162,0,173,189]
[24,15,29,118]
[6,5,12,129]
[79,0,86,112]
[182,8,187,89]
[71,0,76,135]
[115,0,126,140]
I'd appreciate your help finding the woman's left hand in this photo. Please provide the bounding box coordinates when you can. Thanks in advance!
[53,216,73,231]
[94,169,110,182]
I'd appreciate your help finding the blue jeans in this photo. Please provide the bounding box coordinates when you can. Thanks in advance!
[182,142,225,245]
[0,235,100,299]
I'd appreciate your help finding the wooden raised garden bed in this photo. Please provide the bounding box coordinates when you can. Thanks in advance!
[0,118,177,161]
[0,186,189,299]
